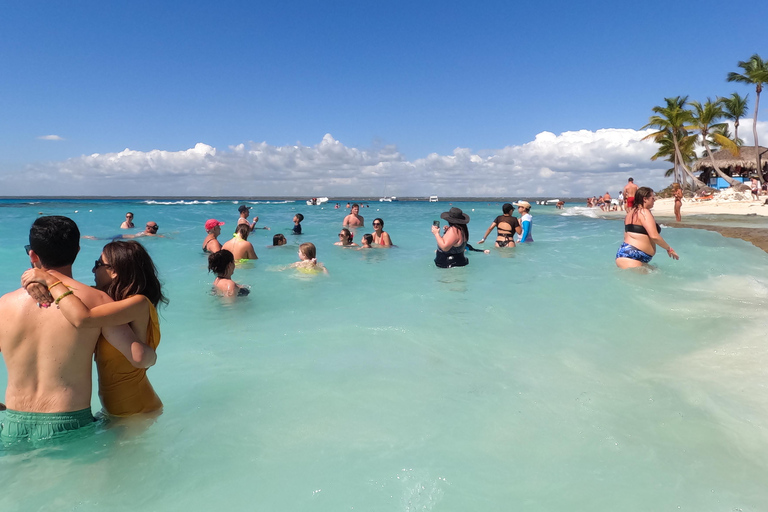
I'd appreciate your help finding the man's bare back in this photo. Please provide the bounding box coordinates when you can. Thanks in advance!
[624,181,638,199]
[0,271,137,413]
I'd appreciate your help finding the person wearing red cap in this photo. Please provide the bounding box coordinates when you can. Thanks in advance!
[203,219,225,254]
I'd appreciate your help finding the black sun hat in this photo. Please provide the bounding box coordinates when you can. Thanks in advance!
[440,207,470,224]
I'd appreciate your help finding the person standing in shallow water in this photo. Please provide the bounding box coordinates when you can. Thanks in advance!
[432,207,470,268]
[616,187,679,269]
[478,203,521,247]
[514,201,534,243]
[120,212,135,229]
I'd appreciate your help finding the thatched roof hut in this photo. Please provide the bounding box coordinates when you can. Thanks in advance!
[692,146,768,176]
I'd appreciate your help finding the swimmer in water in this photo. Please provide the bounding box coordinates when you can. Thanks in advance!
[208,249,250,297]
[359,234,374,249]
[335,228,358,247]
[289,242,328,274]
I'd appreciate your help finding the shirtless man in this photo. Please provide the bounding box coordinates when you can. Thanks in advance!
[0,216,155,445]
[343,203,364,228]
[221,224,258,260]
[237,205,264,232]
[623,177,638,211]
[602,192,611,211]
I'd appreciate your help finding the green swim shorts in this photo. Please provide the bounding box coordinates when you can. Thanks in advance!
[0,408,95,445]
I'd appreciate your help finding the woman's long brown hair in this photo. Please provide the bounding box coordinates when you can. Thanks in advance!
[102,241,168,307]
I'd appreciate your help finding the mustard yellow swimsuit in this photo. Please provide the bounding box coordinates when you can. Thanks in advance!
[95,296,162,416]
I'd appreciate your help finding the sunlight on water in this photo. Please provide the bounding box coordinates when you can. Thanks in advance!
[1,199,768,511]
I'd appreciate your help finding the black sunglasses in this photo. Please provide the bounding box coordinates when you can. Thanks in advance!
[93,258,110,270]
[24,244,31,255]
[147,224,158,230]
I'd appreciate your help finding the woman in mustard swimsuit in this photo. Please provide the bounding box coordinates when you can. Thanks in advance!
[22,241,167,416]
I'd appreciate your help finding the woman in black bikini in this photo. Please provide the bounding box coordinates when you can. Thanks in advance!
[208,249,250,297]
[202,219,224,253]
[478,203,521,247]
[616,187,679,269]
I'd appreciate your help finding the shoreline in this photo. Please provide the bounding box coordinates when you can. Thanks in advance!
[599,197,768,254]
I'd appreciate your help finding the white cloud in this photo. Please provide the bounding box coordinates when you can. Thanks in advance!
[37,135,64,141]
[2,128,704,197]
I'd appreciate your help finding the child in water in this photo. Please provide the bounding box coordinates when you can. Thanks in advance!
[208,249,250,296]
[359,234,374,249]
[290,242,328,274]
[292,213,304,235]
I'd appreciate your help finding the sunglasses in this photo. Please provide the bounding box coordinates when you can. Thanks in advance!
[147,225,158,230]
[24,244,31,255]
[93,258,111,270]
[373,223,382,226]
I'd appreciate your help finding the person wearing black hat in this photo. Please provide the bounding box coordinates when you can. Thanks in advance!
[432,207,470,268]
[478,203,521,248]
[237,205,259,232]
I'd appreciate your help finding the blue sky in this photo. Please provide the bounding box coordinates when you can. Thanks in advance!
[1,1,767,197]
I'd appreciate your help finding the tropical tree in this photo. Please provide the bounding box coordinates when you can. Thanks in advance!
[718,92,749,143]
[650,129,696,185]
[689,98,741,187]
[642,96,707,190]
[727,54,768,182]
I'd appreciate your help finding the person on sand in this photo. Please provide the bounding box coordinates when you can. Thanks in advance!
[623,177,638,210]
[288,242,329,274]
[335,228,358,247]
[221,224,258,261]
[22,240,167,417]
[202,219,225,253]
[616,187,679,269]
[751,176,760,200]
[478,203,521,248]
[208,249,250,297]
[343,203,364,228]
[432,207,470,268]
[120,212,135,229]
[371,218,393,246]
[0,216,155,445]
[672,183,683,222]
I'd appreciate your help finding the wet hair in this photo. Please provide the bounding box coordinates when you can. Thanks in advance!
[634,187,654,209]
[299,242,316,260]
[340,228,353,244]
[362,234,373,245]
[502,203,514,214]
[29,216,80,268]
[126,212,134,217]
[295,213,304,222]
[208,249,234,277]
[373,218,384,228]
[351,203,359,209]
[235,224,250,239]
[272,233,286,245]
[101,241,167,307]
[628,177,634,182]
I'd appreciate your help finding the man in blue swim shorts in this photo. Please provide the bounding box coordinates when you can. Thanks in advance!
[0,216,156,447]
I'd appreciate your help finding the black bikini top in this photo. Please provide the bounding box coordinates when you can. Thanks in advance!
[625,223,661,236]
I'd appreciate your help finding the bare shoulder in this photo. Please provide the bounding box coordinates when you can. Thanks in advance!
[68,280,111,308]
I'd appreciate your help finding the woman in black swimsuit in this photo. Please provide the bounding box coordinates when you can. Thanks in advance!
[202,219,224,254]
[208,249,250,297]
[616,187,679,269]
[432,207,470,268]
[478,203,521,247]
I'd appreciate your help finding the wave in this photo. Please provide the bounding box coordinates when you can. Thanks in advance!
[143,200,223,205]
[560,206,601,218]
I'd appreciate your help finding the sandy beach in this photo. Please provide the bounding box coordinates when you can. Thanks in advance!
[602,196,768,253]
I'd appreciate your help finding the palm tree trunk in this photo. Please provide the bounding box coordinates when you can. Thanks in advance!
[672,134,706,190]
[704,141,741,187]
[754,88,763,183]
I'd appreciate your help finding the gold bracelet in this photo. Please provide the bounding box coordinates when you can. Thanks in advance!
[47,281,63,291]
[54,290,74,305]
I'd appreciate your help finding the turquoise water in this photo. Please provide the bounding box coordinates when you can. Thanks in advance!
[2,198,768,511]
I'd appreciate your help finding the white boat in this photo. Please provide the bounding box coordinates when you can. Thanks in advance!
[429,195,438,202]
[536,199,560,205]
[306,197,329,206]
[379,196,398,202]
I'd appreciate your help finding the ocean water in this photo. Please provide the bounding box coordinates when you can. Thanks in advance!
[1,198,768,511]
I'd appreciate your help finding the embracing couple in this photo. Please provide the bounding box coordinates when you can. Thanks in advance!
[0,216,167,447]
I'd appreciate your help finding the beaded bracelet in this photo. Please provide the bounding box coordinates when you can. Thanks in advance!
[47,281,63,291]
[54,290,74,305]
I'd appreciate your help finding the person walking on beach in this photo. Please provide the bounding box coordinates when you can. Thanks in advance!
[478,203,521,247]
[615,187,679,269]
[623,177,638,210]
[0,216,155,445]
[343,204,364,228]
[672,183,683,222]
[120,212,135,229]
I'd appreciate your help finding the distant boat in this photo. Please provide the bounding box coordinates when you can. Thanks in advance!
[535,199,560,205]
[379,196,398,202]
[429,195,439,202]
[306,197,329,206]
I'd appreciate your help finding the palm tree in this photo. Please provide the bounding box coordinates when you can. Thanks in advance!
[718,92,749,143]
[689,98,741,187]
[650,129,696,187]
[642,96,707,190]
[727,54,768,182]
